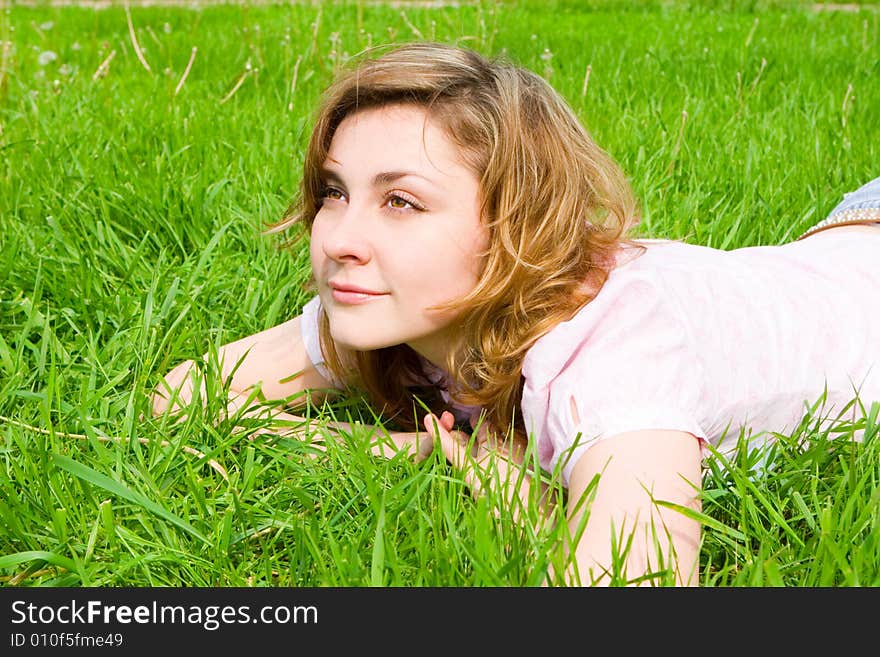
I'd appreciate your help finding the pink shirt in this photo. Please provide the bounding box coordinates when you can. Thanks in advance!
[301,230,880,486]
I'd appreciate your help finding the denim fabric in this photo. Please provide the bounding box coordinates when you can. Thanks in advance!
[827,176,880,217]
[797,176,880,239]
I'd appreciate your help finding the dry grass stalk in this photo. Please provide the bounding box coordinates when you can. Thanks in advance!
[0,40,11,97]
[287,54,302,111]
[0,415,230,481]
[91,49,116,80]
[125,2,152,74]
[219,63,253,105]
[174,46,197,96]
[665,109,688,176]
[581,63,592,97]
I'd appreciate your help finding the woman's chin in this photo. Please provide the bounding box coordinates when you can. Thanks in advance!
[330,332,403,353]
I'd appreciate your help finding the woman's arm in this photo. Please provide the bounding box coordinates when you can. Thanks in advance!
[150,315,333,418]
[151,316,437,461]
[429,418,702,586]
[560,429,703,586]
[427,413,556,529]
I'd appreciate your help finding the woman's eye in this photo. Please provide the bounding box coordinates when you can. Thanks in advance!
[386,193,423,211]
[321,186,345,201]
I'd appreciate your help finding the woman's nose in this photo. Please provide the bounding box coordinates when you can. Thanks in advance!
[321,207,372,264]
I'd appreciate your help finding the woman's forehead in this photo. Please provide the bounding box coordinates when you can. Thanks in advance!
[325,105,472,182]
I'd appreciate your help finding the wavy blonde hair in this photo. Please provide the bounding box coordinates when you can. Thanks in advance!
[273,42,642,443]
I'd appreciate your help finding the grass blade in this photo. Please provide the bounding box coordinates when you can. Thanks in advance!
[51,453,208,545]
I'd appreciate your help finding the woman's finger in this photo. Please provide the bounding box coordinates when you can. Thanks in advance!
[424,413,469,469]
[440,410,455,431]
[379,430,434,462]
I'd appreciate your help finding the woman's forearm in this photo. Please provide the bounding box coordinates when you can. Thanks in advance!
[226,396,434,461]
[477,455,557,530]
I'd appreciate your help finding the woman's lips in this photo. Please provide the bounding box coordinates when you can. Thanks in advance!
[330,287,389,305]
[332,290,386,304]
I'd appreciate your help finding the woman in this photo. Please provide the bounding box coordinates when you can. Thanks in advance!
[151,42,880,586]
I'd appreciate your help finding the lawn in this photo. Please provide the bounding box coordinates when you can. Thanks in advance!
[1,0,879,587]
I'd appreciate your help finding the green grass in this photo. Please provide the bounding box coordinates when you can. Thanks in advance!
[1,0,879,586]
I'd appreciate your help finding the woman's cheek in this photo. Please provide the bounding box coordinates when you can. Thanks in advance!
[308,222,328,271]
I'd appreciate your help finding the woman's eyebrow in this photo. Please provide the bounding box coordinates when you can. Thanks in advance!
[320,165,439,188]
[318,168,345,186]
[372,170,437,187]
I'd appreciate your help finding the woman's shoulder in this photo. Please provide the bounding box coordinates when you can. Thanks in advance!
[520,233,818,388]
[522,241,692,386]
[522,233,810,379]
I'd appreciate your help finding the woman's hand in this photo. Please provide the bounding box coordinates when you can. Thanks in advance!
[424,411,551,527]
[151,364,435,462]
[423,411,512,497]
[233,401,436,462]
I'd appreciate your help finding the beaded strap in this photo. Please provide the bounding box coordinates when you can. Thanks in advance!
[796,207,880,241]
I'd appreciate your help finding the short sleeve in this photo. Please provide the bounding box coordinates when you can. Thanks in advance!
[299,295,338,386]
[543,277,708,484]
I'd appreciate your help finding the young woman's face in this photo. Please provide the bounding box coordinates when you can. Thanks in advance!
[309,104,488,365]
